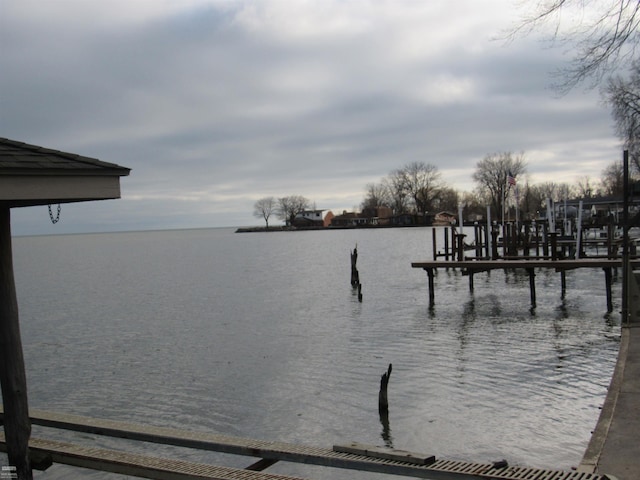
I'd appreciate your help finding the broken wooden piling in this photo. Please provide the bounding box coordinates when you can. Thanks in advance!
[350,245,359,287]
[378,364,392,413]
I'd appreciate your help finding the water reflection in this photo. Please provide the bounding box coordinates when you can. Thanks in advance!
[379,408,393,447]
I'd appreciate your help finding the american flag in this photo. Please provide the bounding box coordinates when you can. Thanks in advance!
[507,171,516,187]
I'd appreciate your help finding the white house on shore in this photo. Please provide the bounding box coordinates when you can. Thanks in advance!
[292,209,334,227]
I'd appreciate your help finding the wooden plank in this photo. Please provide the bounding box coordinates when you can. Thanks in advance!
[412,259,639,271]
[333,442,435,465]
[0,409,609,480]
[0,435,308,480]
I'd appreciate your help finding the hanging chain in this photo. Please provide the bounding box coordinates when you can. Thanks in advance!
[48,204,61,224]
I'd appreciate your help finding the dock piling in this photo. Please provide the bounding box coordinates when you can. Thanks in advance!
[604,267,613,313]
[426,268,435,306]
[527,268,536,307]
[378,364,392,413]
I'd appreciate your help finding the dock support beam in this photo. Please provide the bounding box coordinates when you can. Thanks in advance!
[604,267,613,313]
[527,268,536,308]
[561,271,566,299]
[0,207,32,480]
[425,268,435,306]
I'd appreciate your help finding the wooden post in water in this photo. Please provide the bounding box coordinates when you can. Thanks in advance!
[456,234,465,261]
[426,268,435,306]
[502,223,507,258]
[510,223,518,256]
[604,267,613,313]
[486,206,492,258]
[350,246,359,287]
[0,207,32,480]
[527,267,536,307]
[378,364,392,413]
[432,228,437,261]
[491,228,499,260]
[561,271,566,299]
[444,228,450,261]
[622,149,630,323]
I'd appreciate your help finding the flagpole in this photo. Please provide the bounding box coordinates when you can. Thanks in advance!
[501,184,505,227]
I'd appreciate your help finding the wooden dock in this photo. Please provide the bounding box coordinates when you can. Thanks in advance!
[0,408,609,480]
[411,258,640,310]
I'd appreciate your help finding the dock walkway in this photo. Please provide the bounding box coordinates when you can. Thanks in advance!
[579,320,640,479]
[0,408,609,480]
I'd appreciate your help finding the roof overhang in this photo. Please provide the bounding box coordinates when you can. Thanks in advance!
[0,138,130,208]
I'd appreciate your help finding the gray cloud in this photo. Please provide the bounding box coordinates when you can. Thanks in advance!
[1,0,622,235]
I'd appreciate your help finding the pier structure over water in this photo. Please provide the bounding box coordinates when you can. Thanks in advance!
[413,214,640,311]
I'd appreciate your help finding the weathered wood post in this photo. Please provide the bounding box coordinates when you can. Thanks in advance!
[604,267,613,313]
[432,228,437,261]
[491,227,499,260]
[426,268,435,306]
[561,271,567,299]
[607,221,614,258]
[350,246,359,287]
[486,207,492,258]
[502,223,508,257]
[527,267,536,308]
[444,228,450,261]
[0,207,32,480]
[456,234,465,261]
[378,363,392,413]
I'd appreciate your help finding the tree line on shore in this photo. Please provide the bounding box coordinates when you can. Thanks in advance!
[253,152,631,228]
[254,1,640,229]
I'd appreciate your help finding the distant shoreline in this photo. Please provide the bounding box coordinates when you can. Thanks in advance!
[234,224,425,233]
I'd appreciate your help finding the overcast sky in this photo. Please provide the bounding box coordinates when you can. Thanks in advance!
[1,0,624,235]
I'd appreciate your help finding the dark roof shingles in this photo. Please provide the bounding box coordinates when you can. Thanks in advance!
[0,138,130,175]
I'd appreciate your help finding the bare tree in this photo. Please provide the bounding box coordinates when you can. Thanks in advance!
[519,182,546,220]
[511,0,640,91]
[535,181,571,203]
[607,63,640,170]
[403,162,442,215]
[600,160,625,196]
[361,182,391,210]
[575,175,596,198]
[253,196,276,228]
[277,195,310,226]
[472,152,527,219]
[435,186,459,213]
[383,169,410,215]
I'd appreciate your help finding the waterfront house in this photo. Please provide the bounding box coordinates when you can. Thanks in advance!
[292,209,334,227]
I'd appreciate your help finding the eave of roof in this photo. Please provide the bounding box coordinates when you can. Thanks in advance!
[0,138,131,176]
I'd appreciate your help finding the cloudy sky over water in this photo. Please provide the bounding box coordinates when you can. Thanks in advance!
[1,0,624,235]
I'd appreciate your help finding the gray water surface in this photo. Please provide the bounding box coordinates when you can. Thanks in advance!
[6,227,620,478]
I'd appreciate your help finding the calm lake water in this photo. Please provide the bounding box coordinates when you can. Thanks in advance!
[3,227,621,478]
